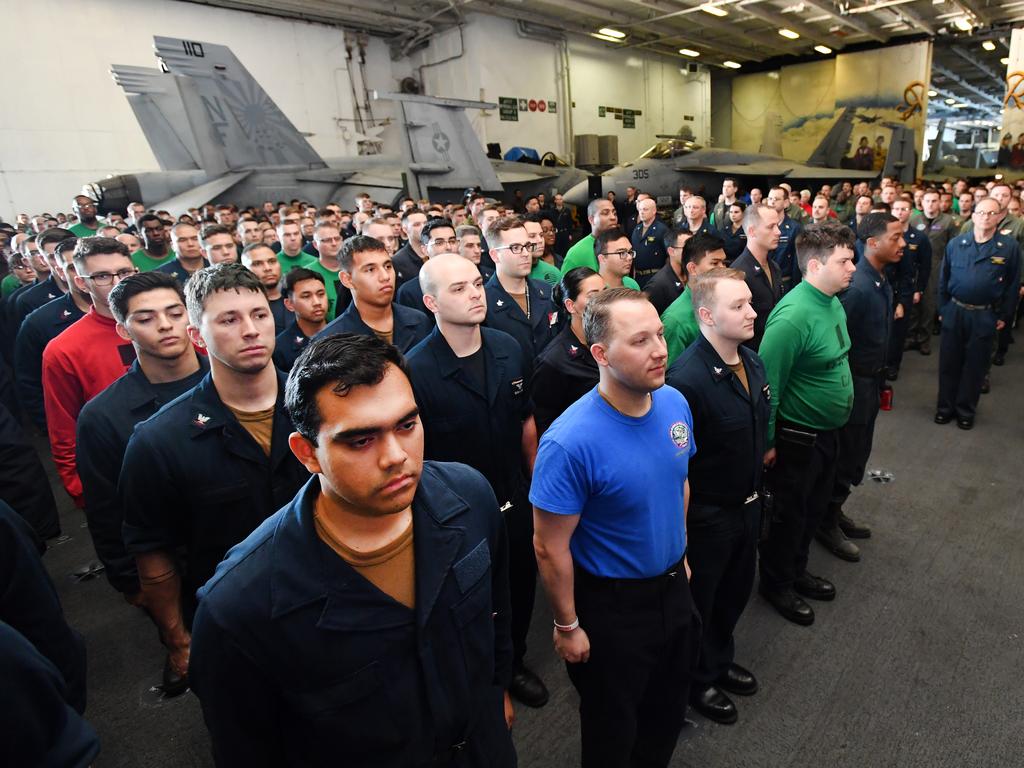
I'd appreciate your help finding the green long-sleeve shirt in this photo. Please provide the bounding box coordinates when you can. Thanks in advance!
[758,280,853,444]
[661,286,700,364]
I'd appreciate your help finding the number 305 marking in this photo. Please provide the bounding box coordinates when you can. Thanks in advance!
[632,169,649,180]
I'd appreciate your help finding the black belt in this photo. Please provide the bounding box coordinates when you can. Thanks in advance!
[690,491,760,509]
[431,739,468,764]
[574,554,685,592]
[951,297,992,311]
[850,365,884,378]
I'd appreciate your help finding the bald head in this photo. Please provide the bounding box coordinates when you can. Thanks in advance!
[420,252,487,326]
[420,252,474,298]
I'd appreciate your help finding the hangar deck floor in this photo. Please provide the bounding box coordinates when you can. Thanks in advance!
[40,341,1024,768]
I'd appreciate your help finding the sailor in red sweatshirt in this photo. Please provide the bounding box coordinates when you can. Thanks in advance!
[41,238,137,507]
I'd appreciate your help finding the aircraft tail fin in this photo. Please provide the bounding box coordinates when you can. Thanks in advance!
[924,118,947,174]
[806,107,856,168]
[152,36,327,171]
[111,65,201,171]
[882,123,918,183]
[373,92,502,199]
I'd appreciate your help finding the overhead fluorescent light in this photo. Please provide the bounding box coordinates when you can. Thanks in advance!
[679,48,701,57]
[779,28,800,39]
[982,40,996,51]
[1001,57,1010,65]
[945,97,956,104]
[953,16,973,32]
[928,89,937,97]
[814,45,832,54]
[591,32,625,43]
[723,60,742,69]
[597,27,626,39]
[700,3,729,16]
[952,102,968,108]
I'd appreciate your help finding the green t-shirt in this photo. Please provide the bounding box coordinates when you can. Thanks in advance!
[305,260,343,321]
[529,259,561,286]
[758,280,853,443]
[277,250,317,274]
[559,235,598,276]
[69,221,102,238]
[1,274,22,299]
[131,249,176,272]
[661,286,700,364]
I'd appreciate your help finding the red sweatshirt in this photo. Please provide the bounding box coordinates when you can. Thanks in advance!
[42,308,136,507]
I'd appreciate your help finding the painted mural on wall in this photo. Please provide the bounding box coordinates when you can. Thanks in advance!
[729,41,932,174]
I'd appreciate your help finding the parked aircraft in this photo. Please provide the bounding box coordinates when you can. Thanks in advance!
[563,107,918,207]
[87,36,585,214]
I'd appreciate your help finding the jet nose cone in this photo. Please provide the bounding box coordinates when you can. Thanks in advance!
[563,178,594,208]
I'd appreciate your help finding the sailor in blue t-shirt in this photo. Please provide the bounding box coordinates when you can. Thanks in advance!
[531,288,699,768]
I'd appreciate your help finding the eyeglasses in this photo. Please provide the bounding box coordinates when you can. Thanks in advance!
[491,242,538,255]
[317,236,342,244]
[973,210,1002,217]
[601,249,636,260]
[81,267,138,285]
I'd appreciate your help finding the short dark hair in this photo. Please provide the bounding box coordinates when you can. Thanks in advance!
[241,242,275,261]
[284,266,325,297]
[108,271,186,325]
[663,226,689,251]
[795,221,856,273]
[54,237,79,262]
[593,227,630,258]
[682,232,725,269]
[73,236,131,273]
[200,223,234,243]
[138,213,162,229]
[285,333,409,445]
[419,218,456,246]
[583,287,650,346]
[552,266,600,314]
[858,212,898,244]
[185,261,267,325]
[36,227,74,251]
[484,215,525,245]
[339,235,388,273]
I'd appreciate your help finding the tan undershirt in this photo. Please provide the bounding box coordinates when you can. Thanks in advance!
[371,328,394,346]
[314,510,416,609]
[728,359,750,394]
[226,404,275,456]
[509,291,529,318]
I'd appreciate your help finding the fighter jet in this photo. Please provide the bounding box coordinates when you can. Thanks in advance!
[87,36,585,214]
[563,107,918,207]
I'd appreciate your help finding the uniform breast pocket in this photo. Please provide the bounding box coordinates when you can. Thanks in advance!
[189,483,254,553]
[282,661,404,758]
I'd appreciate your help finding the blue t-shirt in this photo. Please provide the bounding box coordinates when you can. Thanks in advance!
[529,385,696,578]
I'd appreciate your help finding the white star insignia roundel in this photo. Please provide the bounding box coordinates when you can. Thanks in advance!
[496,299,504,307]
[714,366,723,375]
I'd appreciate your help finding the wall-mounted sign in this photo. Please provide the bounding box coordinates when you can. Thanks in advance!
[528,99,538,112]
[547,101,557,113]
[598,106,606,117]
[624,114,636,128]
[538,100,547,112]
[518,98,529,111]
[499,97,519,121]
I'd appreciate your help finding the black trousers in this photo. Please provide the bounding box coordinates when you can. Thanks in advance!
[886,308,910,372]
[686,501,759,686]
[759,425,839,591]
[505,490,536,666]
[567,561,699,768]
[937,304,996,420]
[832,376,882,509]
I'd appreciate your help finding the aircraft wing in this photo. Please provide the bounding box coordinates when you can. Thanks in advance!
[783,164,879,180]
[676,162,797,176]
[152,171,251,215]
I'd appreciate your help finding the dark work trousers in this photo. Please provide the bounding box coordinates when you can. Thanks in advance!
[567,560,700,768]
[937,303,996,421]
[759,424,839,591]
[830,375,882,518]
[886,310,910,372]
[505,489,536,666]
[686,501,759,686]
[995,293,1021,357]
